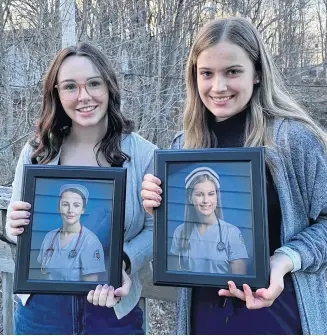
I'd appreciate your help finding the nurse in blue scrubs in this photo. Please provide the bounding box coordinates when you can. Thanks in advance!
[38,184,105,281]
[170,167,248,275]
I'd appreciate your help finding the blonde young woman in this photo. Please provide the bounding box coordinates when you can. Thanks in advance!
[170,167,248,274]
[141,17,327,334]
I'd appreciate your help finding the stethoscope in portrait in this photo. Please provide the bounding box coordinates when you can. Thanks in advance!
[40,225,83,275]
[178,218,226,271]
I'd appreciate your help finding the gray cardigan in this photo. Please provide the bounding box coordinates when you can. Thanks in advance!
[172,119,327,335]
[6,132,157,319]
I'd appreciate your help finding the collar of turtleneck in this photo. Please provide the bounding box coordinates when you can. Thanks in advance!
[211,108,248,148]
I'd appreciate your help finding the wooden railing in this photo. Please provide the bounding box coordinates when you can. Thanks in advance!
[0,186,177,335]
[0,186,15,335]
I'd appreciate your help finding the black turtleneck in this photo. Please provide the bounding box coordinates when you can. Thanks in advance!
[211,110,281,255]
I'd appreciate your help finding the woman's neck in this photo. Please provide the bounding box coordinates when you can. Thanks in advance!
[68,116,108,146]
[61,222,81,235]
[197,217,216,236]
[197,214,217,227]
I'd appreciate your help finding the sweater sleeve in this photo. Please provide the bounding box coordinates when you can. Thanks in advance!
[123,141,156,275]
[6,143,33,244]
[281,122,327,273]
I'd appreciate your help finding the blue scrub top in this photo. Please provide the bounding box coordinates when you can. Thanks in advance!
[170,219,248,274]
[38,226,106,281]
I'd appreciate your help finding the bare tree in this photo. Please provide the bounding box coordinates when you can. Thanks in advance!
[0,0,326,187]
[316,0,327,61]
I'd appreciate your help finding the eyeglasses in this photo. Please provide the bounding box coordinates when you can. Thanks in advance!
[55,77,107,101]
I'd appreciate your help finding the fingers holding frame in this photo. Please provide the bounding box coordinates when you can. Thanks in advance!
[141,174,163,215]
[87,285,119,308]
[9,202,32,236]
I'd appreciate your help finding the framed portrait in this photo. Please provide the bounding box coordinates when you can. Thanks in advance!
[14,165,126,295]
[153,148,270,290]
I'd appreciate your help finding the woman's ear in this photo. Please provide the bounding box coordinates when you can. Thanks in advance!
[253,70,261,84]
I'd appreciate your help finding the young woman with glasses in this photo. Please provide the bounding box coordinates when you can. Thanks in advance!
[6,42,156,335]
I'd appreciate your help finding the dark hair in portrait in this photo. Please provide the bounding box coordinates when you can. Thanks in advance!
[179,171,222,251]
[30,42,134,166]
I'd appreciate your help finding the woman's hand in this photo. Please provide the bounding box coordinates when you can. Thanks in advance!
[9,201,31,236]
[218,253,293,309]
[87,269,132,308]
[141,173,162,216]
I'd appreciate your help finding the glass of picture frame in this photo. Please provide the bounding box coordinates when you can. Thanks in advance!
[14,165,126,295]
[153,147,270,290]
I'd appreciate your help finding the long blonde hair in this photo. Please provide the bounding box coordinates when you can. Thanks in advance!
[184,17,327,150]
[179,173,222,251]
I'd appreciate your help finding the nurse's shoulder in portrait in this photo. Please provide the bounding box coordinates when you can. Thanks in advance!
[37,184,105,281]
[169,167,248,275]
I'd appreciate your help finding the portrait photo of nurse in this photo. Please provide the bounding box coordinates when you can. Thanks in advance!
[38,184,105,281]
[28,179,112,282]
[168,166,250,276]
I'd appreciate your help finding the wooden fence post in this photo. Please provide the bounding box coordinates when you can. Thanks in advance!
[0,186,15,335]
[2,272,14,335]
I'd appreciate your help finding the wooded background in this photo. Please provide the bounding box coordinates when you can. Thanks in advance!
[0,0,327,186]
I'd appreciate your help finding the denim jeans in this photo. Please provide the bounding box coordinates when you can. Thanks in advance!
[15,294,144,335]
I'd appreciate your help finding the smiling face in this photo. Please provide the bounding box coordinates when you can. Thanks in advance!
[196,41,257,121]
[56,55,109,128]
[190,180,218,219]
[59,191,85,227]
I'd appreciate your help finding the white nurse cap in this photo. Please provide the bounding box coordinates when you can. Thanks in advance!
[59,184,89,204]
[185,167,220,189]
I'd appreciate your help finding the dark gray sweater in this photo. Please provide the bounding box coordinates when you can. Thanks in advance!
[172,118,327,335]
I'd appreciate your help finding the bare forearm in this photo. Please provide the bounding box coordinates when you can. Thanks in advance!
[270,253,293,277]
[83,274,99,281]
[231,259,247,274]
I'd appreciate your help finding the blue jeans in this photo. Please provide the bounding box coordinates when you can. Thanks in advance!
[15,294,144,335]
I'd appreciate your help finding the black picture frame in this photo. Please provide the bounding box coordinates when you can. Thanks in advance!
[14,165,126,295]
[154,148,270,290]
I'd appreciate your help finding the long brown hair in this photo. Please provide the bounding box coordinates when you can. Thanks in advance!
[31,42,134,165]
[183,17,327,151]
